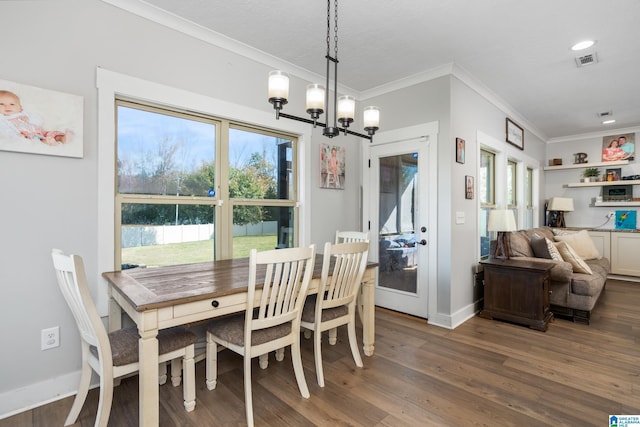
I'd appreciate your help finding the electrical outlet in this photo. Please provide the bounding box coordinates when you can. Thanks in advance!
[41,326,59,350]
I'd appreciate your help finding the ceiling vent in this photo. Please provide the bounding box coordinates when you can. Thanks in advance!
[575,52,598,67]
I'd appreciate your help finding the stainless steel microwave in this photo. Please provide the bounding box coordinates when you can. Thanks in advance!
[603,185,632,201]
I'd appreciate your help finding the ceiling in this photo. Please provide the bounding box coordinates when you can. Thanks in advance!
[120,0,640,141]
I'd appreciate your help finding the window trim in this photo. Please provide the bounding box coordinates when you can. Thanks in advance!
[476,130,540,259]
[96,68,311,315]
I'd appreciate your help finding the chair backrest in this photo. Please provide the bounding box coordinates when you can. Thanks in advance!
[246,245,316,339]
[318,241,370,310]
[335,230,370,244]
[51,249,112,366]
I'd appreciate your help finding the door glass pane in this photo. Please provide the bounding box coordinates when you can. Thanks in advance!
[117,105,216,196]
[232,205,294,258]
[121,203,215,268]
[378,153,418,293]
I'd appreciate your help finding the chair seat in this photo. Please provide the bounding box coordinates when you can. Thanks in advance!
[301,299,348,323]
[207,314,292,347]
[90,327,197,366]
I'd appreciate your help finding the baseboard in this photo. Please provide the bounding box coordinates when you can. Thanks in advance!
[0,370,90,420]
[607,274,640,283]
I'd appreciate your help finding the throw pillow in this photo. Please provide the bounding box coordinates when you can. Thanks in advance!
[545,238,564,261]
[531,233,564,261]
[554,241,593,274]
[530,233,551,258]
[551,228,575,236]
[553,230,601,260]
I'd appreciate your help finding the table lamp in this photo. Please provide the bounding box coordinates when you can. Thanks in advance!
[488,209,517,260]
[547,197,574,228]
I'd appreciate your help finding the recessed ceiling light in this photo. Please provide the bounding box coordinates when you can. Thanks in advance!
[571,40,596,51]
[602,119,616,125]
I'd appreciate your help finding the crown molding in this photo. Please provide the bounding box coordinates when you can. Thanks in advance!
[547,126,640,144]
[101,0,547,142]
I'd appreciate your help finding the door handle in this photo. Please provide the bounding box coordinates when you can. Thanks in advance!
[419,239,427,246]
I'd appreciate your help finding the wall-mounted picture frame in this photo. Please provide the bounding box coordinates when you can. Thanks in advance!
[0,78,83,158]
[320,143,345,189]
[455,137,465,164]
[506,118,524,150]
[602,133,634,162]
[465,175,474,199]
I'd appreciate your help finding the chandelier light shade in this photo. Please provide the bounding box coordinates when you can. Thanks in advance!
[267,0,379,141]
[268,70,289,118]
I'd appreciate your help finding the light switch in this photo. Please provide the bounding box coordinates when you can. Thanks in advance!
[455,211,465,224]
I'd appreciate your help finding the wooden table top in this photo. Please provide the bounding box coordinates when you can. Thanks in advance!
[103,254,377,312]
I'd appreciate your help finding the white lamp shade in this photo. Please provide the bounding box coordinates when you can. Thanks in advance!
[268,70,289,100]
[305,84,325,110]
[337,95,355,120]
[547,197,574,212]
[487,209,517,232]
[363,106,380,128]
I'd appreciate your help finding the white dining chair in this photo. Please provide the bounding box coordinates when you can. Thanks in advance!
[300,241,369,387]
[205,245,315,427]
[51,249,197,427]
[335,230,370,244]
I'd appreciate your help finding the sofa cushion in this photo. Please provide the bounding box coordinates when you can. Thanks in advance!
[555,241,593,274]
[570,272,605,297]
[509,231,534,257]
[553,230,601,260]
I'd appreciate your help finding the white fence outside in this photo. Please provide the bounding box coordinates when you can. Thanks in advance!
[122,221,279,248]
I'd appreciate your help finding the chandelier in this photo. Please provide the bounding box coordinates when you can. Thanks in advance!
[267,0,380,140]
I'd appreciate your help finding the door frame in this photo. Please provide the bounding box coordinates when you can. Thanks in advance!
[361,122,439,319]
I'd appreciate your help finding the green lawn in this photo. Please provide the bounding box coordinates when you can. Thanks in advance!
[122,235,278,267]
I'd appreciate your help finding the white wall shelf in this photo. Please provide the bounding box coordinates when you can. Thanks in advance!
[543,160,629,171]
[593,201,640,207]
[566,179,640,188]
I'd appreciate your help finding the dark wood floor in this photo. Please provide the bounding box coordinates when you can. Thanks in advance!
[3,279,639,426]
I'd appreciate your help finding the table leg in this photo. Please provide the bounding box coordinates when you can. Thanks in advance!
[360,268,376,356]
[108,288,121,332]
[138,313,159,426]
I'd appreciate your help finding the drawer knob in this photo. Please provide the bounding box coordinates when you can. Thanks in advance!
[211,300,219,308]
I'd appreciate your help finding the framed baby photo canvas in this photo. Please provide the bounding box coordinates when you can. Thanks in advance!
[0,78,83,158]
[320,143,345,189]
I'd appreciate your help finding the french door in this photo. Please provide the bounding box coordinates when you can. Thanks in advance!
[368,137,432,318]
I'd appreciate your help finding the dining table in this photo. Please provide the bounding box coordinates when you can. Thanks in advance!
[102,253,378,426]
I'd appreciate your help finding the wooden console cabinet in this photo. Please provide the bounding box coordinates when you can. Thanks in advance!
[479,259,554,331]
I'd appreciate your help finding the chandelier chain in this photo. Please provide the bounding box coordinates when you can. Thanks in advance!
[326,0,331,56]
[334,0,338,59]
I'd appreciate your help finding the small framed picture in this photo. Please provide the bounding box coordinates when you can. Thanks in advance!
[605,167,622,181]
[455,137,465,164]
[506,118,524,150]
[465,175,474,199]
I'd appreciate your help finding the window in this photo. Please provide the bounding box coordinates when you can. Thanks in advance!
[477,131,540,260]
[525,166,534,228]
[115,100,297,268]
[507,160,517,208]
[479,149,496,258]
[507,159,518,223]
